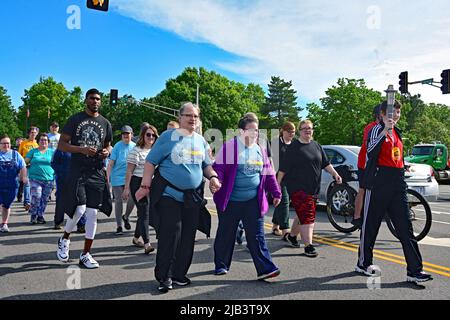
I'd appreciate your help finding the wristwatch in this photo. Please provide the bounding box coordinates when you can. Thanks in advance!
[209,175,219,181]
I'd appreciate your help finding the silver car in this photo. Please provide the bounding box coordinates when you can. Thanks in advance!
[319,145,439,205]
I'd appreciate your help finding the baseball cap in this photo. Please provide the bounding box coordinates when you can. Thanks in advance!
[50,121,59,127]
[121,125,133,134]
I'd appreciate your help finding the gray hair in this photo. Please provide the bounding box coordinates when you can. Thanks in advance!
[179,102,200,116]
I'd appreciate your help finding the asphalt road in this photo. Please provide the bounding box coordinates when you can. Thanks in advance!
[1,184,449,301]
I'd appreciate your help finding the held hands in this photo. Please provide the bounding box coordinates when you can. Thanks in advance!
[209,177,222,194]
[96,148,110,160]
[273,198,281,207]
[81,146,98,157]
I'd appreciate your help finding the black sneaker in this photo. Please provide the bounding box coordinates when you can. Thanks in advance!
[115,226,123,235]
[37,216,46,224]
[158,279,173,293]
[304,244,318,257]
[172,276,191,286]
[77,225,86,233]
[407,271,433,283]
[286,233,300,248]
[30,216,38,225]
[54,224,62,230]
[122,216,131,230]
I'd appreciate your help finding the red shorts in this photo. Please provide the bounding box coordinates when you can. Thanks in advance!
[291,190,317,225]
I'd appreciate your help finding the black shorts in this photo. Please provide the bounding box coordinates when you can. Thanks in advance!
[69,169,106,209]
[357,168,365,189]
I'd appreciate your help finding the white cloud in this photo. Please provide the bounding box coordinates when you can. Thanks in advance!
[114,0,450,105]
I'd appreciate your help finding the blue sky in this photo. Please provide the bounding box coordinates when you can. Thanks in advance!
[2,0,450,111]
[0,0,248,109]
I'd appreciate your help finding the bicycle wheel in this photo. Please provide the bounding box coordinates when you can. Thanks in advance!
[326,184,359,233]
[385,188,432,242]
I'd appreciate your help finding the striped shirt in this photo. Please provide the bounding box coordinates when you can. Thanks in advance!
[126,146,151,178]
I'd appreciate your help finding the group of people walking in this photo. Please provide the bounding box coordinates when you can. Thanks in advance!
[0,88,433,294]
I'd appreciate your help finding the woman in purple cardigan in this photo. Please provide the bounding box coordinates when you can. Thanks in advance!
[211,113,282,280]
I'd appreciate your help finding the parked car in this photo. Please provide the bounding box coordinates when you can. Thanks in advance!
[319,145,439,205]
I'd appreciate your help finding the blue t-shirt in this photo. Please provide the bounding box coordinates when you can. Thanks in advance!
[0,150,26,186]
[146,129,212,202]
[109,140,136,186]
[230,139,263,202]
[26,148,55,181]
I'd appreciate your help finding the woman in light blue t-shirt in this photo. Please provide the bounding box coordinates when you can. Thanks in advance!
[25,133,55,225]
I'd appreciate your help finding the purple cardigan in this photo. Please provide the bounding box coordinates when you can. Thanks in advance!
[212,137,281,216]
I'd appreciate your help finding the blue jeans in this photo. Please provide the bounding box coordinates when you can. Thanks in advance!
[24,181,31,205]
[214,197,278,277]
[29,180,53,218]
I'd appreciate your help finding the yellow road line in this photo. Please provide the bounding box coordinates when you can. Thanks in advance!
[209,209,450,277]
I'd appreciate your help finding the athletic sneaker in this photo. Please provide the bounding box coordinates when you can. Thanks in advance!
[79,252,99,269]
[304,244,318,257]
[407,271,433,283]
[158,279,173,293]
[257,269,281,280]
[57,237,70,262]
[77,225,86,233]
[122,215,131,230]
[286,233,300,248]
[37,216,46,224]
[172,277,191,286]
[355,265,381,276]
[0,224,9,233]
[214,268,228,276]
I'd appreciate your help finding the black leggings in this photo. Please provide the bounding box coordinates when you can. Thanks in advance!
[130,175,150,244]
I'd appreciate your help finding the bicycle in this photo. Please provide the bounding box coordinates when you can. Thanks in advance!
[326,165,432,242]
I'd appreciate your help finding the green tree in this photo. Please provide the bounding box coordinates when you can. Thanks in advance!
[260,76,301,128]
[306,78,383,145]
[17,77,84,133]
[152,67,265,134]
[409,103,450,150]
[0,86,21,140]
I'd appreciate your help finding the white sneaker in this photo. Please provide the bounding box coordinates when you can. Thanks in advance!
[57,237,70,262]
[0,224,9,232]
[79,252,99,269]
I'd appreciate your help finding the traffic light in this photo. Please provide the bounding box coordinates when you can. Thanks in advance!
[440,69,450,94]
[86,0,109,12]
[398,71,408,94]
[110,89,118,107]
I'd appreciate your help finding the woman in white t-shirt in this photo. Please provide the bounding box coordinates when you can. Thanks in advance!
[123,124,159,254]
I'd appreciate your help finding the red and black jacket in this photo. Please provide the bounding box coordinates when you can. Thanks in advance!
[363,121,404,190]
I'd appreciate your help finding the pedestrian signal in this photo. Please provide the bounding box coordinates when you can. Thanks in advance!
[110,89,118,107]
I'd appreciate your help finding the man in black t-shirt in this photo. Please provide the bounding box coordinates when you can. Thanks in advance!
[56,88,113,269]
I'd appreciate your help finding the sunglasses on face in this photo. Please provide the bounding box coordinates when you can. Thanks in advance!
[146,133,156,138]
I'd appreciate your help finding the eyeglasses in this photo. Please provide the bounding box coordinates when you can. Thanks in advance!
[39,139,49,142]
[300,127,313,131]
[145,133,156,138]
[181,114,199,119]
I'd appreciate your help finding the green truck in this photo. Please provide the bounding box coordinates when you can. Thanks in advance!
[405,143,450,182]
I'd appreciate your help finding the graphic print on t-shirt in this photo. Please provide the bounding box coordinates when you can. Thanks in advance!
[76,120,104,151]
